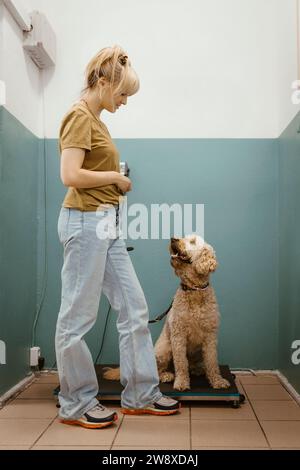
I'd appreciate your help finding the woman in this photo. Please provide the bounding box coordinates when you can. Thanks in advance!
[55,45,180,429]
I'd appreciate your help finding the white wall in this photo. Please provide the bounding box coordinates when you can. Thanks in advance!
[0,0,44,136]
[277,0,300,134]
[1,0,299,138]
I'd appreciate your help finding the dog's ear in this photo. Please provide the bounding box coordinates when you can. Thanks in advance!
[194,247,218,275]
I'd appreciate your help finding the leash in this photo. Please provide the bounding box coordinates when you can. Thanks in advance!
[148,281,210,324]
[148,301,173,324]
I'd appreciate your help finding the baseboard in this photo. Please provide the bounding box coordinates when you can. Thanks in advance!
[0,373,35,407]
[275,370,300,405]
[233,368,300,405]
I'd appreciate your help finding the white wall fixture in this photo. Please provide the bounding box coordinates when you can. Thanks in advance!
[30,346,41,366]
[3,0,31,31]
[23,10,56,69]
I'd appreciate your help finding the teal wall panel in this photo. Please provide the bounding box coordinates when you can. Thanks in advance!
[0,106,39,395]
[278,112,300,393]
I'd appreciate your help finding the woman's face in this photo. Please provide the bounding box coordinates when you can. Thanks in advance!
[101,81,128,113]
[112,90,128,112]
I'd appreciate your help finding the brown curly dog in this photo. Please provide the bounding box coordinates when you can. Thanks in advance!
[103,234,230,391]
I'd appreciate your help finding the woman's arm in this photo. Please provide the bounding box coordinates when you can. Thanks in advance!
[60,147,131,191]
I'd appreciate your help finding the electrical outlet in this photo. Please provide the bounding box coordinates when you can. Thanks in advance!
[30,346,41,366]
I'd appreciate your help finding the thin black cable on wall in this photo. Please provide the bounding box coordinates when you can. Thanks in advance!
[32,68,48,348]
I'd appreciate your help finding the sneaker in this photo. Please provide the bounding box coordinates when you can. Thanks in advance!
[121,395,181,416]
[60,403,118,429]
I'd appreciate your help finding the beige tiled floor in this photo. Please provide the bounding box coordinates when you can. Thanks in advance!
[0,372,299,450]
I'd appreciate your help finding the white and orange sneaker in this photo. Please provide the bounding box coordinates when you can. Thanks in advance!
[60,403,118,429]
[121,395,181,416]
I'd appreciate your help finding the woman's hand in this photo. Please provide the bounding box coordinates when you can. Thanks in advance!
[115,174,132,193]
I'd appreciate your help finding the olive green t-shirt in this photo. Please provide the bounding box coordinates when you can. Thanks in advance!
[59,100,124,211]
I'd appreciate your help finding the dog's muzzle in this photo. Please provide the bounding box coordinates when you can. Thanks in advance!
[170,238,191,263]
[171,254,192,264]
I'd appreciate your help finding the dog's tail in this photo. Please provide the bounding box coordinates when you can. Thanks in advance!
[102,366,120,381]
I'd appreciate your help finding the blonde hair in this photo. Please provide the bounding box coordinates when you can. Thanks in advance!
[80,45,140,99]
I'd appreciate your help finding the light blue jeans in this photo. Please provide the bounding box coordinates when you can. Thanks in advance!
[55,201,163,420]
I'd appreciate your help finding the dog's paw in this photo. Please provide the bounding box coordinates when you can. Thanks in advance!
[103,367,120,381]
[159,371,175,383]
[173,377,191,391]
[210,377,231,389]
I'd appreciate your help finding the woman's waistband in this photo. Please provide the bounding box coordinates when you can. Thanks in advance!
[62,201,121,212]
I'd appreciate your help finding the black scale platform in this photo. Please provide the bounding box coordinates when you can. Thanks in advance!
[54,364,245,408]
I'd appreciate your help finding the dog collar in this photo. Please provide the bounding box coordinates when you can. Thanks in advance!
[171,255,192,264]
[180,282,210,291]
